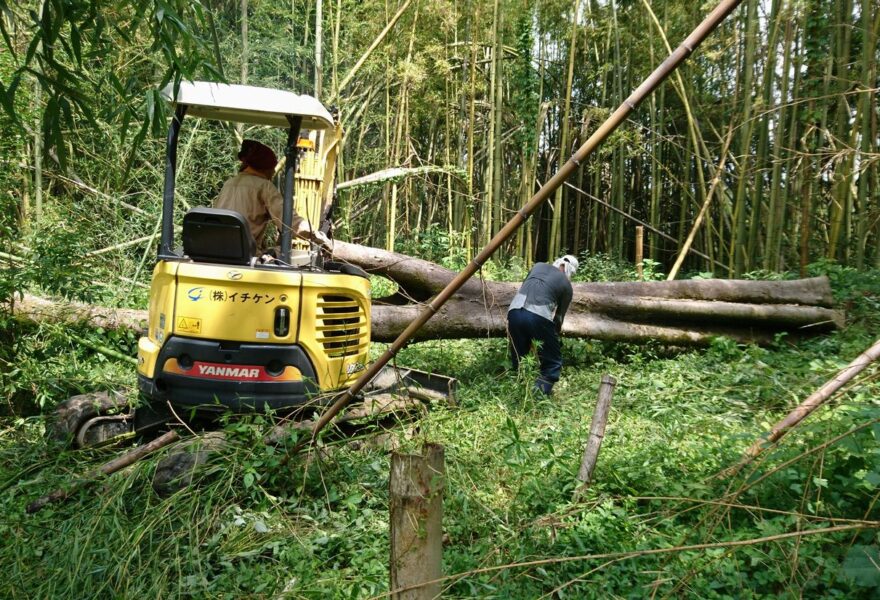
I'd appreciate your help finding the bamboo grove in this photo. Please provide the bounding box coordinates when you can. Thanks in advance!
[2,0,878,277]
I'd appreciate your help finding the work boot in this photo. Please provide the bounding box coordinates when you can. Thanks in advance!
[533,377,554,396]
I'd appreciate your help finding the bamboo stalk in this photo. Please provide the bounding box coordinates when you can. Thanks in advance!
[575,375,616,496]
[0,251,24,264]
[305,0,748,444]
[74,336,138,365]
[550,0,583,257]
[727,337,880,476]
[333,0,413,98]
[26,430,180,513]
[635,227,644,280]
[561,180,729,272]
[641,0,714,259]
[667,125,735,280]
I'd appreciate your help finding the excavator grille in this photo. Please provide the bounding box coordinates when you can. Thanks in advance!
[316,294,368,357]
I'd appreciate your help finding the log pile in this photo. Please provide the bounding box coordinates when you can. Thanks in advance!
[331,241,843,346]
[12,242,843,347]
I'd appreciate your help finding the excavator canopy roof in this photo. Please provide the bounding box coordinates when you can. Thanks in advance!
[160,81,334,130]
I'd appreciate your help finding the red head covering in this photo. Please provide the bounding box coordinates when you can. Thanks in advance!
[238,139,278,172]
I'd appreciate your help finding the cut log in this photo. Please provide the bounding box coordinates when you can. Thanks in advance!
[332,240,485,300]
[13,241,842,348]
[368,298,835,344]
[15,293,148,332]
[331,241,836,307]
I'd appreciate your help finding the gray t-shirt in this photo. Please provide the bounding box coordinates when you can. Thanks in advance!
[508,262,573,330]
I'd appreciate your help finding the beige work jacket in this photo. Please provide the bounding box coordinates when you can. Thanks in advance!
[213,172,305,252]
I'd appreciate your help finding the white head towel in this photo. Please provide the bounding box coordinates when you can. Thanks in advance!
[553,254,579,278]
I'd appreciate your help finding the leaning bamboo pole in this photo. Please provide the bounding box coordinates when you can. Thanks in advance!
[725,337,880,477]
[307,0,748,443]
[332,0,413,99]
[667,125,735,280]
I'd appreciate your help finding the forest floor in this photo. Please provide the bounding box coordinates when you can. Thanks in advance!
[2,262,880,598]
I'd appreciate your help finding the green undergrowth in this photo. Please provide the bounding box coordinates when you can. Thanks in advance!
[1,264,880,597]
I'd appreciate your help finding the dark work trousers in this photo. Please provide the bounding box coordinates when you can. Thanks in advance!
[507,308,562,394]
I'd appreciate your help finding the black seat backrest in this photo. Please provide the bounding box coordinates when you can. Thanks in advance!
[182,208,256,265]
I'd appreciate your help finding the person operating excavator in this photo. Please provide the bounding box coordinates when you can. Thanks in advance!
[214,139,330,255]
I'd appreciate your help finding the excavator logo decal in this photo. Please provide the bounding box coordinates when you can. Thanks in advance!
[187,287,205,301]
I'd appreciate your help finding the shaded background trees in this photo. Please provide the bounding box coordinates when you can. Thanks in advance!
[2,0,878,292]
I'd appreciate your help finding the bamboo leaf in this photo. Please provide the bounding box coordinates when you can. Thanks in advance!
[841,545,880,587]
[70,23,82,67]
[24,31,42,65]
[0,2,15,54]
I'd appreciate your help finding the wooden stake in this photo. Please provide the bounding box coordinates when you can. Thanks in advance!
[390,443,445,599]
[635,226,644,280]
[26,430,180,514]
[575,375,617,497]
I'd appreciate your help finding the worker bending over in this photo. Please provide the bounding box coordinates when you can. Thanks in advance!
[507,255,578,395]
[214,139,330,254]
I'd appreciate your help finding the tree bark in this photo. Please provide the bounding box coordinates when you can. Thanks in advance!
[576,374,616,495]
[331,241,836,306]
[14,243,842,348]
[389,443,445,600]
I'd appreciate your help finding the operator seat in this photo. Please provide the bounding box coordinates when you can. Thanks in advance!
[182,207,256,265]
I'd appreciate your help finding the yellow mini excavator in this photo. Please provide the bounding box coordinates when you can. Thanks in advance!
[52,81,454,447]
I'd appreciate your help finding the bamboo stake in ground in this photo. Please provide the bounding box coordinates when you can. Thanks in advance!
[575,375,617,498]
[635,227,644,280]
[725,337,880,477]
[26,430,180,514]
[389,443,445,600]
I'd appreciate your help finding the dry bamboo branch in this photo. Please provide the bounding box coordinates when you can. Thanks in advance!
[377,523,876,599]
[337,165,459,190]
[726,338,880,477]
[86,232,161,257]
[575,375,617,497]
[26,430,180,513]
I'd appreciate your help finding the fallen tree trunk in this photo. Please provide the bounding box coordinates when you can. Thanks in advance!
[12,242,842,347]
[15,291,833,346]
[15,293,148,332]
[371,299,798,345]
[330,241,836,307]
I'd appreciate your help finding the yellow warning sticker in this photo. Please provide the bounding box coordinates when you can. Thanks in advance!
[177,316,202,334]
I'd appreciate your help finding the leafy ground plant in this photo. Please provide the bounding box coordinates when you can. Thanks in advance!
[1,262,879,598]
